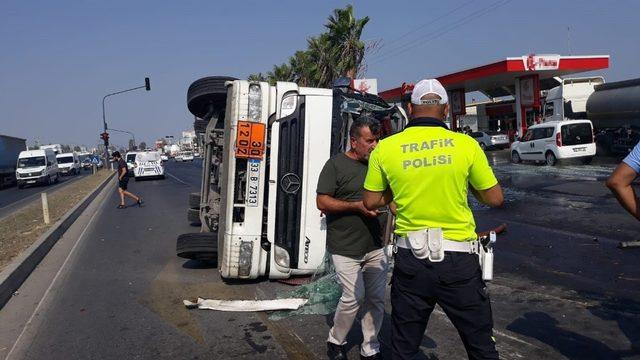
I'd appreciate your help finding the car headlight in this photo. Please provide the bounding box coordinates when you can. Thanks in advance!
[274,245,290,268]
[248,84,262,122]
[281,93,297,118]
[238,241,253,277]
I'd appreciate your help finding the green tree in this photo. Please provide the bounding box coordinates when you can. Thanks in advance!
[324,4,369,79]
[247,73,267,82]
[266,63,293,85]
[251,5,369,88]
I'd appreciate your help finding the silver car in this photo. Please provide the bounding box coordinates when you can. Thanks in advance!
[470,131,510,150]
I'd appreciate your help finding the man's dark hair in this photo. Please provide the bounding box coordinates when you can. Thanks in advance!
[349,116,381,139]
[112,151,121,158]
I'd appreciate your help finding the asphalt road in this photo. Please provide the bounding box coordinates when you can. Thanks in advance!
[1,156,639,360]
[0,170,91,220]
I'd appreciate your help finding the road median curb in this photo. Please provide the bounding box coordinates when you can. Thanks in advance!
[0,171,116,308]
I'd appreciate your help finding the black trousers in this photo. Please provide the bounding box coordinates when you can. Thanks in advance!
[391,248,499,360]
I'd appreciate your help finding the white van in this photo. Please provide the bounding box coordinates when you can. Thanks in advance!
[510,120,596,165]
[134,151,165,179]
[16,149,59,188]
[56,152,80,175]
[125,151,140,174]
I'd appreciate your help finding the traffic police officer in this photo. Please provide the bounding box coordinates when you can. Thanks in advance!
[362,79,504,359]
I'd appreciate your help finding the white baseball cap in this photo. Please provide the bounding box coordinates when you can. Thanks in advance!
[411,79,448,105]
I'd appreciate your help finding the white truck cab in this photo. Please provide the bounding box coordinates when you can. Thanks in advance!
[56,152,80,176]
[16,149,59,188]
[543,77,604,123]
[182,78,406,280]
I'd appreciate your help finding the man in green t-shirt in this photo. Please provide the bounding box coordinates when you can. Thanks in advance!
[317,116,387,360]
[363,79,504,360]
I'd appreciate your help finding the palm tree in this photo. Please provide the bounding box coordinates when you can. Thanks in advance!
[252,5,369,88]
[324,4,369,79]
[306,34,333,88]
[247,73,267,82]
[267,63,293,85]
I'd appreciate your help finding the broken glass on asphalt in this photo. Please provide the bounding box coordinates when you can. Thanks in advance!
[269,255,342,320]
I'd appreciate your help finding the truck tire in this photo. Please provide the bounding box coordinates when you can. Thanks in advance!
[188,208,201,226]
[187,76,237,119]
[194,119,208,133]
[176,232,217,262]
[189,192,201,209]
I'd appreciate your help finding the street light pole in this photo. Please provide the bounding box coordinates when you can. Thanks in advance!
[108,128,136,150]
[101,77,151,168]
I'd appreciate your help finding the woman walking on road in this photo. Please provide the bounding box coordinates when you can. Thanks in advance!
[112,151,143,209]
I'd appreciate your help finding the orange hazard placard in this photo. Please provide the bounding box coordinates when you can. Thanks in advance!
[235,120,266,159]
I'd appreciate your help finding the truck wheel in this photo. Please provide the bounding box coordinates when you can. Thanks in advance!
[581,156,594,165]
[176,232,217,262]
[188,208,201,226]
[545,152,557,166]
[194,119,208,133]
[511,151,521,163]
[189,192,201,209]
[187,76,237,119]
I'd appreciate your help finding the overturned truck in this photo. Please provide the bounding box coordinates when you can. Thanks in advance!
[177,77,406,279]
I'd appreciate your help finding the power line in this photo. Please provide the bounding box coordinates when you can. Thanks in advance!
[376,0,475,54]
[368,0,514,66]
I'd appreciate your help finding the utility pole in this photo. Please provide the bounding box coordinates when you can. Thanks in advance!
[101,77,151,168]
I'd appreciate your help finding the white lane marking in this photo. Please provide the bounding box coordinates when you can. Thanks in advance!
[165,171,189,186]
[4,187,107,360]
[0,176,85,218]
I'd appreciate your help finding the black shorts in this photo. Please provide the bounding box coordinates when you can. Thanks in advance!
[118,178,129,190]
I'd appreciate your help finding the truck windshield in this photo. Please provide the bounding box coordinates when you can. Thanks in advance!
[18,156,45,168]
[561,123,592,145]
[126,154,137,162]
[57,156,74,164]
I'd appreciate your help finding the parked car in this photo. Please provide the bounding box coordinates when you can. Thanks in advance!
[469,131,510,150]
[133,151,165,180]
[510,120,596,166]
[174,153,184,162]
[56,152,80,176]
[16,149,59,188]
[160,154,169,162]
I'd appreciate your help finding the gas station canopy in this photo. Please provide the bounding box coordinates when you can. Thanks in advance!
[379,55,610,102]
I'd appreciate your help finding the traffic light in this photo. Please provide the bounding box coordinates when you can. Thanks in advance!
[100,132,110,142]
[145,77,151,91]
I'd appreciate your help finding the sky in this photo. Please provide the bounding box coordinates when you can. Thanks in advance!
[1,0,638,148]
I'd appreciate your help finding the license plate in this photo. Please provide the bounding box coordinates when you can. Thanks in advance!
[573,147,586,152]
[27,180,36,184]
[246,159,260,207]
[145,168,155,171]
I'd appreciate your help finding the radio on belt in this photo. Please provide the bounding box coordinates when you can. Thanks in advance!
[479,231,496,281]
